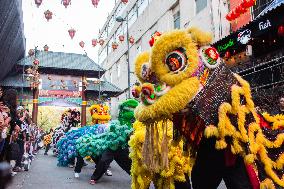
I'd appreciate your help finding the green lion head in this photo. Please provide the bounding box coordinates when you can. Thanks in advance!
[118,99,139,127]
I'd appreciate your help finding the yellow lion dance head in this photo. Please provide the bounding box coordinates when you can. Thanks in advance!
[89,104,111,124]
[134,27,219,122]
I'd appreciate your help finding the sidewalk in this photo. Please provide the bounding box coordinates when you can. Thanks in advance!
[7,151,131,189]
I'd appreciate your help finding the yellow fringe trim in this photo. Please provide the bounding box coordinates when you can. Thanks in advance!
[260,179,276,189]
[129,120,192,189]
[262,112,284,130]
[204,125,219,138]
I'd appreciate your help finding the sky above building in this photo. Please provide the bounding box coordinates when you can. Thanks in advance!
[22,0,115,63]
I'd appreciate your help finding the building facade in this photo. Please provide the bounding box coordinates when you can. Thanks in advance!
[98,0,230,117]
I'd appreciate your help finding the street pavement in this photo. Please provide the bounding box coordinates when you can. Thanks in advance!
[7,150,227,189]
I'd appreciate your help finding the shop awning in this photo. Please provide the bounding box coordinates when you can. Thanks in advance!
[212,3,284,56]
[257,0,284,18]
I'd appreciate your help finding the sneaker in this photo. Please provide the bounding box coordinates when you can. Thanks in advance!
[105,169,112,176]
[74,173,79,178]
[13,167,23,172]
[68,164,74,168]
[89,180,96,185]
[11,171,17,176]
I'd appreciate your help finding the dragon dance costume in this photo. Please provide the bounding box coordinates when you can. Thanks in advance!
[130,27,284,189]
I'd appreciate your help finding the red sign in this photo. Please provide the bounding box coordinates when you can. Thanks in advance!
[229,0,252,32]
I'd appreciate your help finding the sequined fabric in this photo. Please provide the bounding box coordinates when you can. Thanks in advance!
[189,64,239,126]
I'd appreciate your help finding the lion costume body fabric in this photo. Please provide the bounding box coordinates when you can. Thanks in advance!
[131,28,284,189]
[76,100,139,158]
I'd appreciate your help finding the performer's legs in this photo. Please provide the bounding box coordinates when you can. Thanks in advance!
[74,155,85,173]
[114,147,131,175]
[191,138,224,189]
[223,156,252,189]
[90,150,114,182]
[44,144,50,155]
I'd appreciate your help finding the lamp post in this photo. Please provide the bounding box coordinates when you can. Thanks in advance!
[116,14,131,99]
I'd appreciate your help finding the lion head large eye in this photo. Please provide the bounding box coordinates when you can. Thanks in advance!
[165,47,188,73]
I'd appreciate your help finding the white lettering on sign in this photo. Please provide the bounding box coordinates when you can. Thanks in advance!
[259,20,271,30]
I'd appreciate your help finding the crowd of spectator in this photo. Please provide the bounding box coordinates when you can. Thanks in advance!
[0,87,44,177]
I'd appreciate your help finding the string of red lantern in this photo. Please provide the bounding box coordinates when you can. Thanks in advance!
[92,39,97,47]
[34,0,43,7]
[44,10,53,21]
[121,0,128,4]
[43,45,49,52]
[62,0,71,8]
[129,36,135,44]
[79,41,85,48]
[226,0,256,22]
[91,0,100,8]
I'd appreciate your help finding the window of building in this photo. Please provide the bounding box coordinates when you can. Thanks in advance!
[117,62,121,77]
[115,2,127,18]
[128,4,138,28]
[173,11,180,29]
[115,25,123,41]
[99,47,107,64]
[108,35,115,53]
[108,15,115,33]
[195,0,207,14]
[138,0,148,16]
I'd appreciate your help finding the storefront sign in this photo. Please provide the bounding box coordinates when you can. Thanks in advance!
[217,39,235,53]
[237,29,251,45]
[259,19,272,31]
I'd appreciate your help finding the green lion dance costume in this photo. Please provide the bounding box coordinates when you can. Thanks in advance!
[130,28,284,189]
[77,99,139,158]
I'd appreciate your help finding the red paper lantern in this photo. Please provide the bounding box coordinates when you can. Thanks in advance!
[119,35,125,42]
[149,31,162,47]
[79,41,85,48]
[43,45,49,52]
[92,0,99,8]
[68,28,76,39]
[99,39,105,46]
[121,0,128,4]
[62,0,71,8]
[44,10,53,21]
[35,0,42,7]
[112,42,118,50]
[129,36,135,44]
[33,59,40,65]
[231,9,240,20]
[278,25,284,37]
[92,39,97,47]
[28,49,35,57]
[241,0,255,9]
[235,5,247,15]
